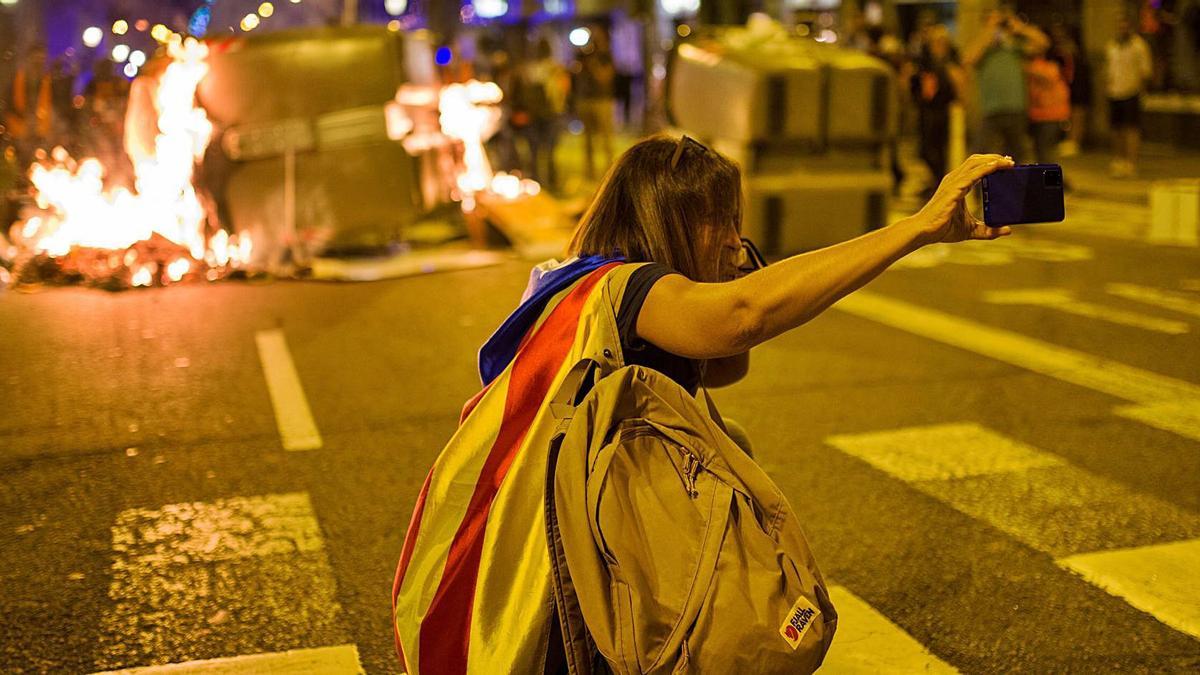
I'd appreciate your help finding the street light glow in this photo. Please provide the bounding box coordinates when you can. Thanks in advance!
[128,50,146,67]
[240,14,260,31]
[660,0,700,14]
[473,0,507,19]
[123,63,138,78]
[258,2,274,18]
[151,24,170,42]
[112,19,128,35]
[385,0,407,15]
[82,26,103,47]
[568,27,591,47]
[112,44,130,62]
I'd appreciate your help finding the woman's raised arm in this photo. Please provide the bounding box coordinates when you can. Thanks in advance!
[637,154,1015,359]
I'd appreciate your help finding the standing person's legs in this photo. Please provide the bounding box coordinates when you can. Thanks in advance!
[520,127,542,184]
[918,111,947,196]
[981,113,1022,162]
[593,97,615,172]
[1031,121,1061,165]
[580,100,598,181]
[1107,96,1138,176]
[544,120,560,191]
[1068,105,1088,150]
[1125,96,1142,173]
[1125,126,1141,173]
[999,113,1026,164]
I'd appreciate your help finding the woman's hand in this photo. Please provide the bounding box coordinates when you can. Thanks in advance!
[908,153,1016,245]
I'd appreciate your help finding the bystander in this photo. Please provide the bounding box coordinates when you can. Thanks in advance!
[512,38,568,192]
[575,28,615,182]
[6,43,52,166]
[910,25,963,197]
[1105,14,1152,178]
[963,7,1049,162]
[1026,34,1071,168]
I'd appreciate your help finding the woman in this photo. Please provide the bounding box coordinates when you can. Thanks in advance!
[393,135,1013,675]
[910,25,964,198]
[569,136,1011,375]
[1026,36,1071,167]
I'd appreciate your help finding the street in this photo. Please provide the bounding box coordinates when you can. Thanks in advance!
[2,187,1199,674]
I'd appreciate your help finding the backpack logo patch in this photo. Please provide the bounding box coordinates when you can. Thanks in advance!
[779,595,820,650]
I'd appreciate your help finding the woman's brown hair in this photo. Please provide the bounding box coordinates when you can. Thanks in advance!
[566,135,743,283]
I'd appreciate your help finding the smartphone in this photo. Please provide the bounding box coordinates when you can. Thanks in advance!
[981,163,1066,226]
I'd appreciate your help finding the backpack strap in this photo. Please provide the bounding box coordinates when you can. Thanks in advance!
[546,358,602,675]
[550,359,600,427]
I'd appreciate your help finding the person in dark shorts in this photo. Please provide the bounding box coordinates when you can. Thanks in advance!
[1105,15,1152,178]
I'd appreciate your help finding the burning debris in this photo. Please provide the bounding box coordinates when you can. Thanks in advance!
[0,30,572,290]
[3,38,252,291]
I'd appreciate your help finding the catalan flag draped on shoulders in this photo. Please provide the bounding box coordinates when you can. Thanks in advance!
[393,255,640,674]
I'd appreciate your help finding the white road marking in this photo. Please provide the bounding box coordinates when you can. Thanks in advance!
[983,288,1189,334]
[91,644,364,674]
[1060,539,1200,640]
[1055,198,1148,242]
[1113,399,1200,443]
[835,292,1200,440]
[96,493,350,671]
[255,329,322,451]
[891,237,1093,270]
[109,492,324,565]
[826,423,1200,639]
[1106,282,1200,318]
[826,422,1063,482]
[821,585,959,674]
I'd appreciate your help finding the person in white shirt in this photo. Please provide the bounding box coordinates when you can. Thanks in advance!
[1105,15,1152,177]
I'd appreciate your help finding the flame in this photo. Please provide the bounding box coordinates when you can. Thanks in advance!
[488,172,541,201]
[432,80,544,208]
[11,37,251,285]
[131,265,154,287]
[438,80,503,197]
[166,257,190,281]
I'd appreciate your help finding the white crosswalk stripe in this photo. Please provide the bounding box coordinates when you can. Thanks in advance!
[821,585,959,674]
[1106,282,1200,318]
[826,422,1200,640]
[835,291,1200,441]
[92,492,360,673]
[983,288,1190,334]
[91,644,364,674]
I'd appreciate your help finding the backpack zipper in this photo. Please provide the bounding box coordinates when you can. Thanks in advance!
[681,450,701,498]
[620,424,702,499]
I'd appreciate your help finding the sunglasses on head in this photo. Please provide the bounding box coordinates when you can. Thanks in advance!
[669,134,711,170]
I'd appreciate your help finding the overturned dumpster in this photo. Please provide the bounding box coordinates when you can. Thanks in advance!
[195,25,437,266]
[669,23,896,255]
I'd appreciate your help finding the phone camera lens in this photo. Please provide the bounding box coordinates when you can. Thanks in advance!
[1044,170,1063,188]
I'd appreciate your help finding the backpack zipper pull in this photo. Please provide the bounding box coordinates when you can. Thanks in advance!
[682,452,700,498]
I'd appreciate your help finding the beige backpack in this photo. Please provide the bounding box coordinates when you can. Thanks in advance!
[545,360,837,674]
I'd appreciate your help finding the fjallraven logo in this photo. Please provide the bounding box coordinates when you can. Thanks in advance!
[778,595,820,650]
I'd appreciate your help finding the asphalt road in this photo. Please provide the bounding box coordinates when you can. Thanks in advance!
[2,193,1199,673]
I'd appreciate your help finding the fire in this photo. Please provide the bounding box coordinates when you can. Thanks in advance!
[432,80,542,210]
[8,37,251,288]
[438,80,503,203]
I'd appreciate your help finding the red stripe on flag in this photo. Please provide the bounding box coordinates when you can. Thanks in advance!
[418,263,618,674]
[393,466,434,669]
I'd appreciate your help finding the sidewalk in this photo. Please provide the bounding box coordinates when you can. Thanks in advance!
[1059,144,1200,204]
